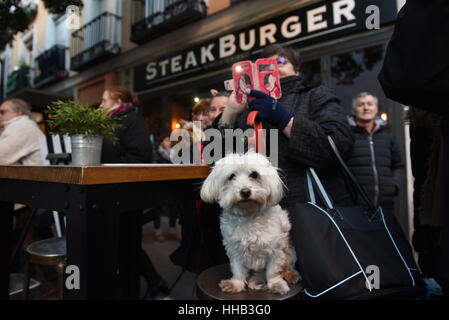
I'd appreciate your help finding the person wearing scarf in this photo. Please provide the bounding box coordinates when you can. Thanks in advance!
[99,86,153,163]
[99,86,169,299]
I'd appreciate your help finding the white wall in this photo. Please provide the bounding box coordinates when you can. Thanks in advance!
[18,26,36,68]
[54,15,71,48]
[44,14,56,51]
[84,0,119,19]
[2,45,12,77]
[83,0,102,23]
[115,0,121,16]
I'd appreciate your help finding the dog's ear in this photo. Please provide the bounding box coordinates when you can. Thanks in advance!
[266,167,285,206]
[200,168,220,203]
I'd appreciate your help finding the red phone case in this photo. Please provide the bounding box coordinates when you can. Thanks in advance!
[255,58,281,99]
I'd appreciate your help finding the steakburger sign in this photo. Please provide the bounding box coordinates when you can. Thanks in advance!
[134,0,396,91]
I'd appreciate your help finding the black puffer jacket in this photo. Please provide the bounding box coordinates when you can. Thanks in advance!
[346,115,404,211]
[229,76,355,206]
[101,106,153,163]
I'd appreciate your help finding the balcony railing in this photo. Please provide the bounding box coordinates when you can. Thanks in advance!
[34,45,68,88]
[71,12,121,71]
[6,66,31,96]
[131,0,207,45]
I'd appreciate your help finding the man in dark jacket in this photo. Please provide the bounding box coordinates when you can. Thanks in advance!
[217,44,355,207]
[346,92,404,213]
[378,0,449,296]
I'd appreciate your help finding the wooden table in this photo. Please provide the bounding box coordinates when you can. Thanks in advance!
[0,164,210,300]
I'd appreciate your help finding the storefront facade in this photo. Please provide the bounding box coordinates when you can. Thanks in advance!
[130,0,397,130]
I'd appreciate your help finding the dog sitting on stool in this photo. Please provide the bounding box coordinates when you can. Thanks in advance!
[200,152,300,294]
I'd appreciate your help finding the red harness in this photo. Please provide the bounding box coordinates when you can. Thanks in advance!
[246,111,266,155]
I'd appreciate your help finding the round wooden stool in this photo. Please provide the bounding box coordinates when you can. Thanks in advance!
[196,264,302,300]
[23,237,66,300]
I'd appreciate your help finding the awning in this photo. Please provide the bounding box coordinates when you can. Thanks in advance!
[9,88,70,112]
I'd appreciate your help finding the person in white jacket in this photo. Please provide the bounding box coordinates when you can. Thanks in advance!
[0,99,44,165]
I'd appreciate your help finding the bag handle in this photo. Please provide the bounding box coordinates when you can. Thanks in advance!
[306,167,334,209]
[327,136,376,210]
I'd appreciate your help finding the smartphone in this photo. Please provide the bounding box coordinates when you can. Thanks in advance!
[225,59,282,102]
[232,61,254,103]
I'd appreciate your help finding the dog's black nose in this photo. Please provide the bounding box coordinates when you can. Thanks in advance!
[240,188,251,199]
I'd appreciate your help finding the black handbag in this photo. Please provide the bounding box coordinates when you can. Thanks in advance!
[290,136,425,299]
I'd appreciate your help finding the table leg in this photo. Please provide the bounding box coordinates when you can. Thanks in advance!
[64,187,121,299]
[0,201,13,300]
[118,210,142,299]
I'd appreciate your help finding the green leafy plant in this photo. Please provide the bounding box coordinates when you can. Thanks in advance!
[47,100,123,143]
[0,0,38,51]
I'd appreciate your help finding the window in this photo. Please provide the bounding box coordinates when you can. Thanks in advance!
[145,0,164,17]
[330,44,386,114]
[300,59,322,87]
[22,32,34,67]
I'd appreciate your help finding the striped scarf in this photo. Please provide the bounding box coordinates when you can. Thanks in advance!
[107,102,134,117]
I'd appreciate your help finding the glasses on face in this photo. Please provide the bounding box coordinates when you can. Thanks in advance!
[276,56,288,65]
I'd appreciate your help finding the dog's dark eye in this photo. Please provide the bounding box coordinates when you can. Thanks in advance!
[249,171,259,179]
[228,173,235,181]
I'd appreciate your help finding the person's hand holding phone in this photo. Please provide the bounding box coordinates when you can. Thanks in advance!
[247,89,293,129]
[220,91,248,125]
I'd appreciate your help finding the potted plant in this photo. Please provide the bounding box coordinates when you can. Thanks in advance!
[47,100,123,166]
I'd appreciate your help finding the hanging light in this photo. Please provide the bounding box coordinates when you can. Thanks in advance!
[194,97,200,103]
[380,112,388,121]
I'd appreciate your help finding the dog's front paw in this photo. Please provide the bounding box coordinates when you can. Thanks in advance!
[282,270,301,284]
[268,279,290,295]
[219,279,246,293]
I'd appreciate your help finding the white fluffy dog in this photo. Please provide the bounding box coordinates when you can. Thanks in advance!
[200,152,300,294]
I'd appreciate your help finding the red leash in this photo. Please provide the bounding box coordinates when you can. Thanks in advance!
[246,111,266,155]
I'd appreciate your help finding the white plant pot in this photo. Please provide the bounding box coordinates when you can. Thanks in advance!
[70,135,103,166]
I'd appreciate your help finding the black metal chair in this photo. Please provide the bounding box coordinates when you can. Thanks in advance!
[22,236,66,300]
[12,135,70,299]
